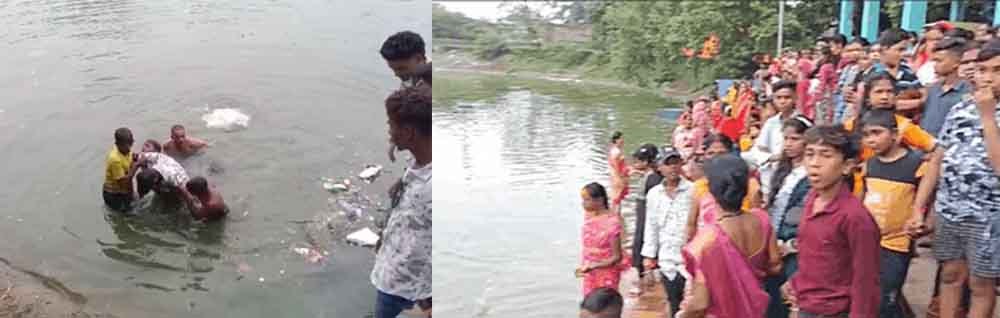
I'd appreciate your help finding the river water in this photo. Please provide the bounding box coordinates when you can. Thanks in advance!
[0,1,429,317]
[434,70,677,317]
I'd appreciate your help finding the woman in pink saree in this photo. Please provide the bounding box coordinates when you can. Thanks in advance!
[689,97,712,158]
[676,155,779,318]
[577,182,627,297]
[673,111,695,159]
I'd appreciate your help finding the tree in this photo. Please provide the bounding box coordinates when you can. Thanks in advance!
[597,0,837,88]
[432,3,488,40]
[546,1,605,25]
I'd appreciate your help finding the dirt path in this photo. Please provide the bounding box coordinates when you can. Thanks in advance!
[0,257,115,318]
[622,244,1000,317]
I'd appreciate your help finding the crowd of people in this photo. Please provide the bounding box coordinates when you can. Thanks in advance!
[101,31,432,318]
[578,21,1000,318]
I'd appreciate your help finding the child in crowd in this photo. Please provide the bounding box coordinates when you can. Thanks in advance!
[843,71,942,195]
[762,115,813,318]
[783,125,880,318]
[858,109,935,318]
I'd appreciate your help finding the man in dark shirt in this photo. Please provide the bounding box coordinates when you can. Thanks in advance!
[783,125,880,318]
[628,144,662,282]
[922,37,971,137]
[381,31,430,163]
[872,29,924,114]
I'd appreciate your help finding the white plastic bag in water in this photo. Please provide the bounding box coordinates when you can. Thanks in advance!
[346,228,380,247]
[202,108,250,131]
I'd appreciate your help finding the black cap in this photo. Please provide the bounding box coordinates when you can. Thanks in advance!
[632,143,659,162]
[658,147,682,164]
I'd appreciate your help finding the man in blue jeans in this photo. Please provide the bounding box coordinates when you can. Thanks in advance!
[371,85,432,317]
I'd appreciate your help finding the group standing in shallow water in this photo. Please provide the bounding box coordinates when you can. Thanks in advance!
[102,124,227,222]
[100,29,432,318]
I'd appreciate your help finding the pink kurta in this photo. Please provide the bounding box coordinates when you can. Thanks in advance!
[581,213,627,296]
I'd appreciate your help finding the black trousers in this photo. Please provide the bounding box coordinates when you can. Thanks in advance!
[632,198,647,274]
[102,190,133,212]
[660,272,686,316]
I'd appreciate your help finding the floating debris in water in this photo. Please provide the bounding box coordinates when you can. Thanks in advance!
[201,108,250,132]
[258,277,264,283]
[346,228,379,247]
[237,263,252,274]
[291,246,326,264]
[336,200,365,220]
[321,178,349,193]
[279,269,285,275]
[358,165,383,183]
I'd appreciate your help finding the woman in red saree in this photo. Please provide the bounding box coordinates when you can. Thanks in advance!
[716,84,755,142]
[577,182,627,297]
[607,132,629,208]
[676,155,776,318]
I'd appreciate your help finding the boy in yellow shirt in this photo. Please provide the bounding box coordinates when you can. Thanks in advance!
[103,127,136,212]
[858,109,936,318]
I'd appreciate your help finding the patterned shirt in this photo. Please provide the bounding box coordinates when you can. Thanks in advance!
[371,162,432,300]
[139,152,189,187]
[641,179,694,280]
[935,100,1000,224]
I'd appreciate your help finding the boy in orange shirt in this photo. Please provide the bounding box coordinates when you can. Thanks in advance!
[844,71,943,195]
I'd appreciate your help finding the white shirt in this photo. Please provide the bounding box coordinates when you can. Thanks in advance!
[640,179,694,280]
[745,113,795,197]
[769,166,807,230]
[139,152,189,187]
[741,114,785,175]
[371,161,432,300]
[743,113,786,168]
[917,61,937,86]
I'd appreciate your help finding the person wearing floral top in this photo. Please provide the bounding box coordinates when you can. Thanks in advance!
[371,85,432,318]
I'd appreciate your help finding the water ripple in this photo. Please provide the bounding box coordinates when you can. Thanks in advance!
[436,74,676,318]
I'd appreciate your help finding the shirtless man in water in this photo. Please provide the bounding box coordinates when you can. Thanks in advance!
[132,148,226,221]
[185,176,229,221]
[163,125,208,158]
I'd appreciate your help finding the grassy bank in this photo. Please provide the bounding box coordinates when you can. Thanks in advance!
[434,69,671,110]
[435,44,703,101]
[501,43,617,80]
